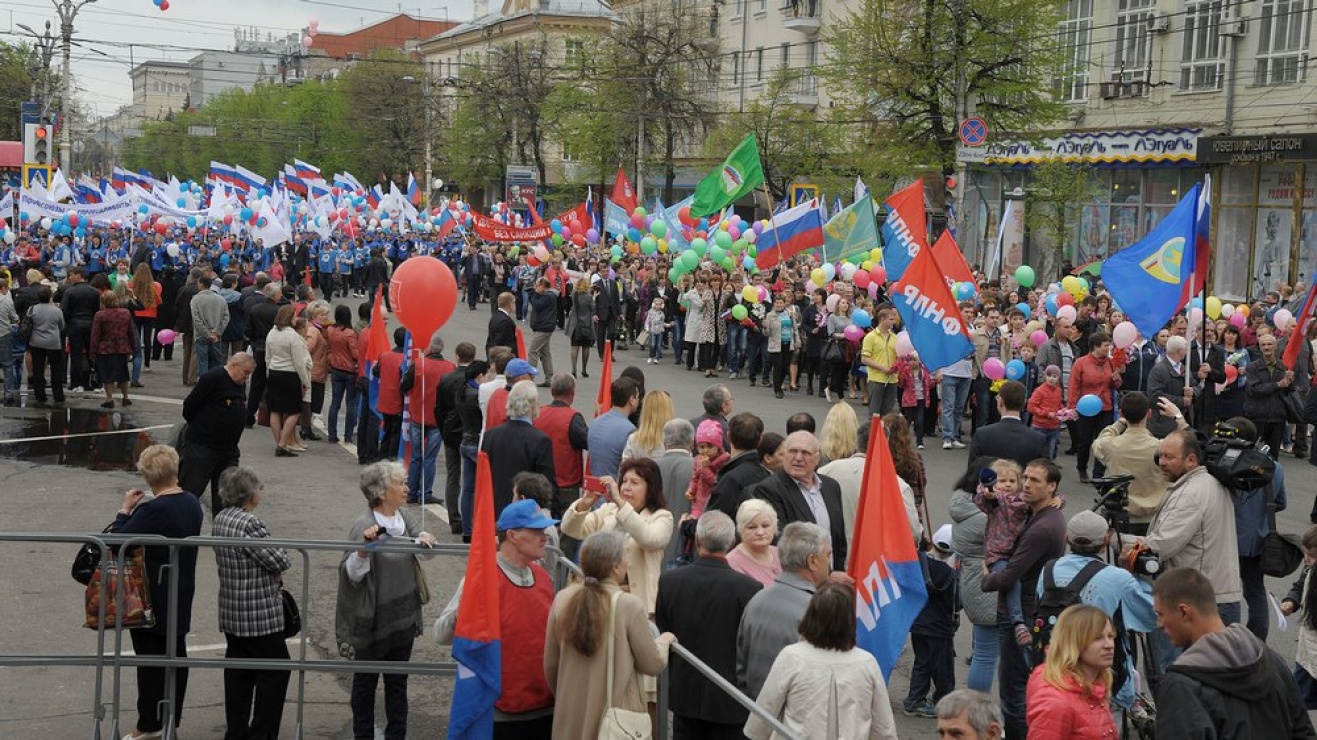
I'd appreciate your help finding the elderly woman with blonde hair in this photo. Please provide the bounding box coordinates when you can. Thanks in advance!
[726,498,782,587]
[819,402,859,465]
[336,460,438,740]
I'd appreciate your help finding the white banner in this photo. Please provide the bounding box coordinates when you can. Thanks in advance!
[0,192,13,219]
[18,191,137,225]
[132,186,208,221]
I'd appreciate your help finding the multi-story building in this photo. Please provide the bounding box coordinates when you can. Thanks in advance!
[187,50,281,109]
[717,0,847,112]
[961,0,1317,300]
[129,60,190,121]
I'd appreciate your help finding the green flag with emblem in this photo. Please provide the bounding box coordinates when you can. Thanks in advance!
[823,193,880,262]
[690,133,764,218]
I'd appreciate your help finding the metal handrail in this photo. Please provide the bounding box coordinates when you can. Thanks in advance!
[548,549,801,740]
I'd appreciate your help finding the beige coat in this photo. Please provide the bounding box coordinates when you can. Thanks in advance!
[1147,465,1241,603]
[1091,419,1185,522]
[544,582,669,739]
[560,502,674,615]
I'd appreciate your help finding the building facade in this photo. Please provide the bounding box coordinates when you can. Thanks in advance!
[129,61,190,121]
[960,0,1317,301]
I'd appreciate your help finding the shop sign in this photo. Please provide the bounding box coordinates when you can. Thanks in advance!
[981,128,1200,165]
[1197,134,1317,165]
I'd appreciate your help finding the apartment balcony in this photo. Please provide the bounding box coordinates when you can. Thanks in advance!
[786,74,819,107]
[781,0,822,34]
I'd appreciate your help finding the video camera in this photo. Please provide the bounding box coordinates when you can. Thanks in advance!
[1201,422,1275,491]
[1090,474,1162,577]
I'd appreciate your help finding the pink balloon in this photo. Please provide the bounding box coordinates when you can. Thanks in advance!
[983,357,1006,381]
[1112,321,1138,349]
[895,330,913,356]
[1229,312,1247,328]
[867,283,879,300]
[156,329,177,345]
[757,285,769,302]
[1274,308,1295,331]
[1057,305,1078,323]
[1030,330,1049,347]
[843,324,865,342]
[826,294,841,313]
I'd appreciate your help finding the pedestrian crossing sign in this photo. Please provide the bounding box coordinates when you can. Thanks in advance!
[22,164,52,190]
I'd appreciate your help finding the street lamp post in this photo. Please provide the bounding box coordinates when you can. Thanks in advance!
[423,68,433,211]
[55,0,99,174]
[16,20,57,116]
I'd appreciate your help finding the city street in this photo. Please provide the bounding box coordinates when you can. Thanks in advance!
[2,296,1315,737]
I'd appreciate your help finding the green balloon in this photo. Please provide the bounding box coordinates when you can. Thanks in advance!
[1015,265,1036,288]
[690,238,708,257]
[733,238,748,253]
[714,231,733,250]
[709,245,726,263]
[633,206,647,218]
[610,245,623,258]
[720,257,735,271]
[649,220,667,238]
[641,236,658,254]
[552,233,564,247]
[668,267,682,283]
[681,250,699,270]
[748,245,757,258]
[731,305,748,320]
[508,246,520,257]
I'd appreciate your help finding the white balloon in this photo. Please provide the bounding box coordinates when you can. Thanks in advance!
[40,217,52,230]
[166,244,180,257]
[3,232,14,245]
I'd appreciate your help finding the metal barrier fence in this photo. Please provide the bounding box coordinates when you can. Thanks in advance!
[0,534,798,740]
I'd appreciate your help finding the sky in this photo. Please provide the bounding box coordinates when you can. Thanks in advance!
[2,0,476,118]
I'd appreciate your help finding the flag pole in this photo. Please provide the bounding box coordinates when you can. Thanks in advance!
[760,181,786,271]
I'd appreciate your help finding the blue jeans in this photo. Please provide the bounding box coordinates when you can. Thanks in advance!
[967,623,1000,693]
[905,633,955,709]
[940,375,972,442]
[328,369,359,442]
[990,560,1025,625]
[672,316,685,363]
[460,443,478,536]
[2,337,19,401]
[406,423,441,502]
[726,322,746,373]
[1038,428,1060,458]
[194,336,224,375]
[648,332,663,360]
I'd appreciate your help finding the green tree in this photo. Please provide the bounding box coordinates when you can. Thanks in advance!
[336,50,425,186]
[823,0,1066,180]
[0,41,38,142]
[1023,160,1101,275]
[704,68,850,206]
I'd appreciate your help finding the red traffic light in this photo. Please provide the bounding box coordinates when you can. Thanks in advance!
[34,127,47,139]
[945,176,957,190]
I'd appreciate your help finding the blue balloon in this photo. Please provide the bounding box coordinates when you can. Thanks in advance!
[138,204,149,215]
[550,218,563,233]
[1190,296,1204,310]
[240,207,254,222]
[1016,302,1031,320]
[742,256,756,270]
[186,216,198,228]
[1045,294,1059,315]
[1076,393,1103,417]
[851,309,872,329]
[176,198,187,208]
[75,226,86,238]
[19,211,30,222]
[627,227,642,243]
[1005,358,1026,381]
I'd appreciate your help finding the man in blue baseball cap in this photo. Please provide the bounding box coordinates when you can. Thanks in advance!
[435,497,559,737]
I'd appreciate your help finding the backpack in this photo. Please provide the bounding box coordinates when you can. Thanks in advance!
[1032,559,1131,695]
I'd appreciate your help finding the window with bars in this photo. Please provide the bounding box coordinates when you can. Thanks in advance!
[1255,0,1311,85]
[781,42,790,68]
[1181,0,1225,89]
[731,52,741,85]
[756,47,764,81]
[1114,0,1157,82]
[1056,0,1094,102]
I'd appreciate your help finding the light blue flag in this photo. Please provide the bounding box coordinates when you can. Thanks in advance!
[604,198,629,238]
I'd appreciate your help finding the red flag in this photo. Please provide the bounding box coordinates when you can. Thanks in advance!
[1284,277,1317,371]
[364,287,390,363]
[931,230,974,287]
[611,168,637,214]
[556,201,594,232]
[514,325,527,359]
[595,340,613,417]
[303,266,312,287]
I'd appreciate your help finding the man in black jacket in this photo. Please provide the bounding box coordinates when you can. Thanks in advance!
[655,511,762,740]
[58,267,101,391]
[1154,567,1316,740]
[436,341,476,533]
[174,267,205,386]
[967,381,1050,469]
[707,412,767,519]
[750,430,848,572]
[243,283,282,427]
[526,278,558,383]
[180,353,256,513]
[485,292,518,356]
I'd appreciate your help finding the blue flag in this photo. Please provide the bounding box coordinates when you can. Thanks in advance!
[604,199,630,238]
[1105,183,1204,338]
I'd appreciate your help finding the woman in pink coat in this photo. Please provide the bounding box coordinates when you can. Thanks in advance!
[1025,604,1118,739]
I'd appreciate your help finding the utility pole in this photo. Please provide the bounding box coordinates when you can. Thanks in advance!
[56,0,99,174]
[423,66,433,211]
[16,20,56,116]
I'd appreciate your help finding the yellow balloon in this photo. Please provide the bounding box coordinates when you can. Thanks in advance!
[1237,304,1251,318]
[720,221,731,231]
[870,248,883,263]
[742,285,759,302]
[810,268,826,286]
[657,239,668,253]
[861,260,874,271]
[1205,296,1222,320]
[1061,276,1080,294]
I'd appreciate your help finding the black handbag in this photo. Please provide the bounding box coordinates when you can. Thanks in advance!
[1283,388,1306,425]
[71,524,116,585]
[17,308,33,344]
[1261,483,1304,578]
[281,589,302,638]
[823,339,844,364]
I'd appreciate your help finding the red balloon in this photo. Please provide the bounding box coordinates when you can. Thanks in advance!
[68,213,80,227]
[869,266,887,285]
[1224,364,1239,384]
[853,270,871,290]
[221,238,232,252]
[153,222,167,235]
[223,214,233,225]
[1057,292,1076,307]
[389,256,457,343]
[160,0,169,9]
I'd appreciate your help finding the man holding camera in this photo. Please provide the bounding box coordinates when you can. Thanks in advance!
[1125,429,1241,676]
[1092,392,1189,536]
[1039,511,1158,724]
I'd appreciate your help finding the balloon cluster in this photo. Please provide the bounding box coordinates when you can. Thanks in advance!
[151,0,170,10]
[302,19,318,49]
[664,210,765,283]
[1199,295,1272,330]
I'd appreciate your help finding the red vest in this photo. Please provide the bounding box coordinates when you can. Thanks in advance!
[377,350,405,415]
[533,403,583,487]
[407,356,455,427]
[496,563,555,714]
[485,387,509,430]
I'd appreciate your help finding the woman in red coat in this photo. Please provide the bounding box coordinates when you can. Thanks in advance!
[90,290,139,409]
[1026,604,1118,739]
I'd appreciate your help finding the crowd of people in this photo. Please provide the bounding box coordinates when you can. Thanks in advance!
[8,214,1317,740]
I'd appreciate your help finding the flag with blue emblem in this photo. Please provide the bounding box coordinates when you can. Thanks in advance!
[1106,182,1206,338]
[849,417,927,681]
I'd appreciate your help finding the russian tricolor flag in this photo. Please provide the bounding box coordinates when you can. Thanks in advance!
[366,186,383,210]
[294,158,321,180]
[407,173,422,206]
[448,451,502,740]
[754,198,825,269]
[849,415,927,681]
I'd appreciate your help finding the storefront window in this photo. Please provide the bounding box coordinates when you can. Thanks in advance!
[1145,169,1182,204]
[1220,165,1255,204]
[1253,164,1298,296]
[1214,207,1254,301]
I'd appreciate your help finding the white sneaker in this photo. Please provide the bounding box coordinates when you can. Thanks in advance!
[69,386,85,394]
[952,440,966,449]
[943,441,953,450]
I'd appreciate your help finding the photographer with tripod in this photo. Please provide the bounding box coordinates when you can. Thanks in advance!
[1033,510,1158,734]
[1123,430,1241,677]
[1092,392,1189,536]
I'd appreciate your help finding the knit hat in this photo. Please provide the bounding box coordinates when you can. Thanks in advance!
[696,420,724,450]
[1044,364,1061,378]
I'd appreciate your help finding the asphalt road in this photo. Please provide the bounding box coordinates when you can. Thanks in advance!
[2,294,1315,738]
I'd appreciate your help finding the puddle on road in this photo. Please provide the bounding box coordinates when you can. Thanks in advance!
[0,407,156,471]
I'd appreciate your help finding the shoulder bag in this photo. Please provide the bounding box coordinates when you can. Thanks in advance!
[84,549,155,630]
[1262,482,1304,578]
[71,523,116,585]
[17,307,33,344]
[281,589,302,638]
[599,589,651,740]
[822,338,844,364]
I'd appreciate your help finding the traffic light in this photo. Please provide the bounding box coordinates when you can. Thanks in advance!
[23,123,54,165]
